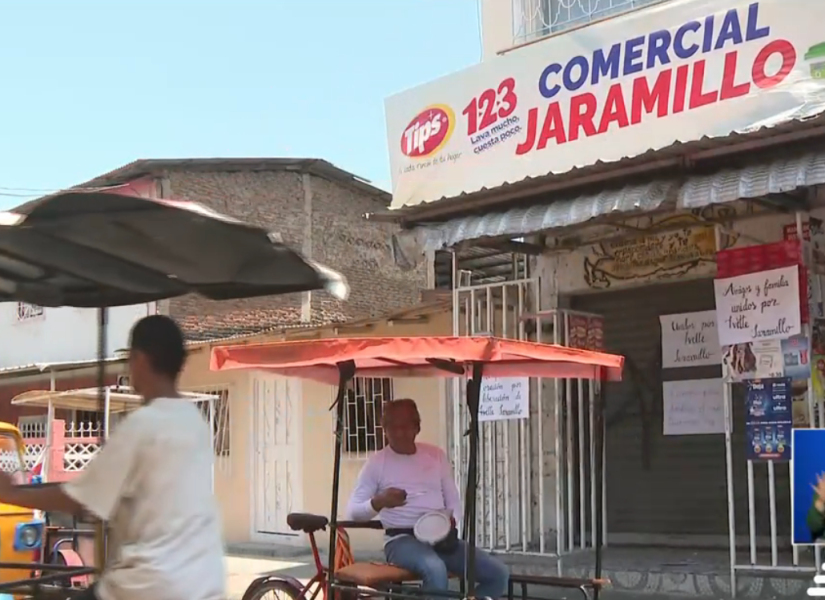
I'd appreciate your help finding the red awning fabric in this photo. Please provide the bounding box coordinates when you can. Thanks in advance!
[210,336,624,384]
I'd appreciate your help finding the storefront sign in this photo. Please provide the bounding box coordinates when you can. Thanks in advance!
[584,219,717,289]
[660,310,719,368]
[479,377,528,422]
[662,379,725,436]
[721,335,810,381]
[714,265,801,346]
[745,378,792,461]
[385,0,825,209]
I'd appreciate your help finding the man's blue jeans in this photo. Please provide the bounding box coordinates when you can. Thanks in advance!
[385,535,509,599]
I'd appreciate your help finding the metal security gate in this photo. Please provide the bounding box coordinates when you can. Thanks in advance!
[447,270,604,558]
[573,279,730,542]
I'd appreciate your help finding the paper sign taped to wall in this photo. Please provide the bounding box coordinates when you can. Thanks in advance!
[663,379,725,436]
[479,377,528,422]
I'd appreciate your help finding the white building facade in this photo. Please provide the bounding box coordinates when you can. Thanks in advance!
[2,302,154,369]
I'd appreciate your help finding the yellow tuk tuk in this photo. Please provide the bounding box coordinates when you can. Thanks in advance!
[0,422,45,598]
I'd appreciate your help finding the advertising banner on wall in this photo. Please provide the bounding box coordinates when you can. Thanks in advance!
[385,0,825,210]
[745,378,792,461]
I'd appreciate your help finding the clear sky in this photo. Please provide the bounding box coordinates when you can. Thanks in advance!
[0,0,481,206]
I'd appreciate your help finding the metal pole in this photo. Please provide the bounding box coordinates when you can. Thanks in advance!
[715,224,737,597]
[553,311,564,555]
[593,376,605,600]
[747,461,756,564]
[95,307,108,572]
[209,396,216,493]
[327,361,355,599]
[465,362,484,599]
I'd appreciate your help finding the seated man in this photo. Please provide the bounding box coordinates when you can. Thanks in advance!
[347,398,509,598]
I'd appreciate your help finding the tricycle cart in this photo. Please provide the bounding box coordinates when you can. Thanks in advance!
[0,189,347,599]
[210,335,624,600]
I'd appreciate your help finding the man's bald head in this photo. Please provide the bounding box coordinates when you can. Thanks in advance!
[383,398,420,426]
[382,399,420,453]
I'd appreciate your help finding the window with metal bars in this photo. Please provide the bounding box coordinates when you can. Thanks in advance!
[343,377,394,456]
[195,388,231,456]
[514,0,668,43]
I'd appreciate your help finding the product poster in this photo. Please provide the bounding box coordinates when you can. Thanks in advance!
[722,335,810,382]
[745,378,792,462]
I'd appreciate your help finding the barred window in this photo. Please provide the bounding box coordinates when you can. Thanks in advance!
[196,388,231,456]
[343,377,393,456]
[514,0,668,44]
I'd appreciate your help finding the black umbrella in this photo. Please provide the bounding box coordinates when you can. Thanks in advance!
[0,191,348,307]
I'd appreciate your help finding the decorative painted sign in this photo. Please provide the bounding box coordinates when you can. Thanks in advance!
[714,265,801,347]
[479,377,528,422]
[745,378,792,462]
[385,0,825,209]
[584,219,718,289]
[662,379,725,436]
[660,310,719,368]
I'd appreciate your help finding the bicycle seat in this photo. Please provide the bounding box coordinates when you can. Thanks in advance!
[287,513,329,533]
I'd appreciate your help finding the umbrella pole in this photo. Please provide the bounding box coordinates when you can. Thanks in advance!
[95,307,108,573]
[327,361,356,600]
[593,380,605,600]
[464,363,483,599]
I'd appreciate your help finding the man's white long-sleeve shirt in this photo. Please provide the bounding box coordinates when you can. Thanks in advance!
[346,443,462,529]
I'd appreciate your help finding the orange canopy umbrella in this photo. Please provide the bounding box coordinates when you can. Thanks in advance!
[210,335,624,383]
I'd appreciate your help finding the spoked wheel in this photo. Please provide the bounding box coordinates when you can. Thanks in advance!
[244,579,305,600]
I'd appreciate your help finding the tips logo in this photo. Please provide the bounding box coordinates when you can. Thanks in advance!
[401,105,455,159]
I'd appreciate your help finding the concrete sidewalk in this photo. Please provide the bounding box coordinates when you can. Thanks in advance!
[225,553,317,600]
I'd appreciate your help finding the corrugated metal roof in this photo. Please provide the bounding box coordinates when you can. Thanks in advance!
[401,149,825,251]
[679,151,825,208]
[398,180,678,252]
[0,356,127,379]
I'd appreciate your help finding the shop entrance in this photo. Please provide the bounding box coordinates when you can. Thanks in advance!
[571,278,794,547]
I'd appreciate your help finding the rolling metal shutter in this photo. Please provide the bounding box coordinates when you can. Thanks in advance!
[573,279,789,542]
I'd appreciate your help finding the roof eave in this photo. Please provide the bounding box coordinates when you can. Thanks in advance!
[380,117,825,226]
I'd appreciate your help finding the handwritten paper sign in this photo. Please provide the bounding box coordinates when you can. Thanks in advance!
[660,310,719,368]
[479,377,528,422]
[714,266,801,347]
[663,379,725,436]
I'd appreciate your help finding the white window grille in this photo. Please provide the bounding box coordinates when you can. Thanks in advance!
[194,388,231,457]
[0,434,25,475]
[342,377,394,458]
[16,302,44,322]
[514,0,669,45]
[18,416,47,439]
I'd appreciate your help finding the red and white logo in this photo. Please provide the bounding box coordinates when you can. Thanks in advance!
[401,105,455,158]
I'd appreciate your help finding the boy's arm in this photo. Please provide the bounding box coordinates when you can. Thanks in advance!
[0,479,83,514]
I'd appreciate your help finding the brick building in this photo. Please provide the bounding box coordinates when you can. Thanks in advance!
[70,158,427,341]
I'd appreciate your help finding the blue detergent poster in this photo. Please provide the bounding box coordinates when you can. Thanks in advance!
[745,378,792,462]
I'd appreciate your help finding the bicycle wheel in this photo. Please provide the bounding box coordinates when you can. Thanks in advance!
[244,579,305,600]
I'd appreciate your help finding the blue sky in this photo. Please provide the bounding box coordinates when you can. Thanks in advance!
[0,0,481,206]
